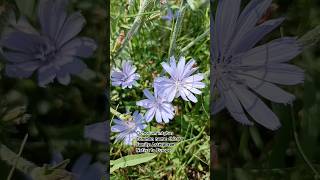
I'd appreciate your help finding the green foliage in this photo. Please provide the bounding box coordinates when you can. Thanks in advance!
[110,153,157,172]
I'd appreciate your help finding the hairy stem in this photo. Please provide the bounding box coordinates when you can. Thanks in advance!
[168,1,186,58]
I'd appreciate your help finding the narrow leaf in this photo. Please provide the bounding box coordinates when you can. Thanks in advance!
[110,153,157,173]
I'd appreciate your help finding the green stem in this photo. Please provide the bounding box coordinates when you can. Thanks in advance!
[168,1,186,58]
[180,28,209,54]
[0,143,37,175]
[110,107,131,120]
[291,104,320,179]
[7,134,29,180]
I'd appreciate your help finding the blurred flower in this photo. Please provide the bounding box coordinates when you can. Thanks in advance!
[111,111,146,145]
[155,56,205,103]
[161,8,174,22]
[111,60,140,89]
[51,151,104,180]
[0,0,97,87]
[161,8,180,23]
[84,121,108,143]
[211,0,304,130]
[136,89,175,123]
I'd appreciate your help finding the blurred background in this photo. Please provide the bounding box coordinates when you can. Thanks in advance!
[212,0,320,179]
[0,0,107,179]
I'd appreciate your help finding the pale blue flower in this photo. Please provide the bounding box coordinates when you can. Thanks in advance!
[111,111,146,145]
[137,89,175,123]
[211,0,304,130]
[155,56,205,103]
[111,60,140,89]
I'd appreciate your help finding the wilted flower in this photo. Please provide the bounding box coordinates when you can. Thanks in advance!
[155,56,205,103]
[111,111,146,145]
[111,60,140,89]
[84,121,108,143]
[51,151,104,180]
[211,0,304,130]
[136,89,175,123]
[0,0,97,87]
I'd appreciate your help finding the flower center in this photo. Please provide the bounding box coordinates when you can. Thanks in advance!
[213,63,229,80]
[125,121,136,130]
[35,41,57,62]
[121,73,130,82]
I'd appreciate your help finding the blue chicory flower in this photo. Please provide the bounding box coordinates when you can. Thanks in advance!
[111,111,146,145]
[51,151,104,180]
[111,60,140,89]
[84,121,108,143]
[155,56,205,103]
[136,89,175,123]
[211,0,304,130]
[0,0,97,87]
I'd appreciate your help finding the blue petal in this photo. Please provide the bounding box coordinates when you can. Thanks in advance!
[143,89,155,101]
[56,12,86,48]
[79,163,104,180]
[236,73,295,104]
[230,18,285,57]
[218,80,253,125]
[215,0,241,59]
[3,51,35,63]
[230,0,272,54]
[5,65,34,78]
[60,37,97,58]
[37,64,57,87]
[38,0,68,40]
[238,63,304,85]
[235,37,302,66]
[50,150,64,165]
[84,121,108,143]
[1,31,45,53]
[71,154,92,175]
[233,83,281,130]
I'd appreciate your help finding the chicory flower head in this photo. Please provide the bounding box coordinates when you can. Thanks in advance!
[111,111,146,145]
[211,0,304,130]
[0,0,97,87]
[155,56,205,103]
[111,60,140,89]
[136,88,175,123]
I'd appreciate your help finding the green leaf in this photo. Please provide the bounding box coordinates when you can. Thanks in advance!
[299,25,320,48]
[110,153,157,173]
[15,0,35,18]
[249,127,263,150]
